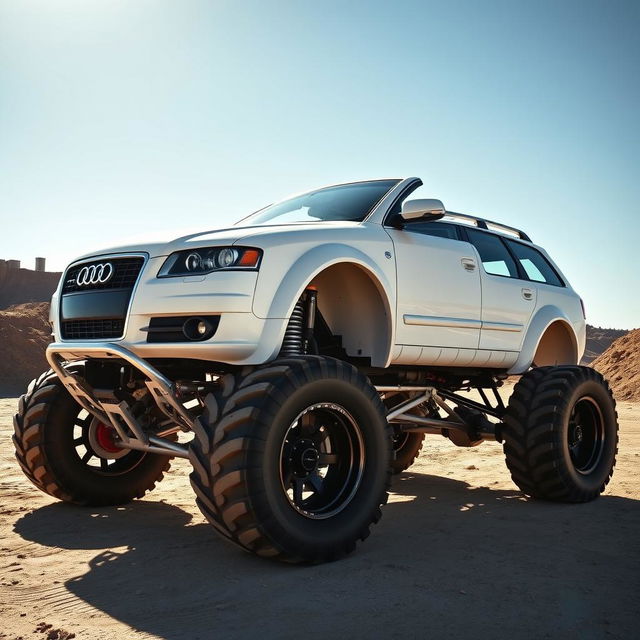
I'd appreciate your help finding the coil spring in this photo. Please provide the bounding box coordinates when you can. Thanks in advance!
[279,297,305,356]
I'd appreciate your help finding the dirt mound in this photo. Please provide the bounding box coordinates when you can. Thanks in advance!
[0,302,52,396]
[592,328,640,401]
[582,325,629,364]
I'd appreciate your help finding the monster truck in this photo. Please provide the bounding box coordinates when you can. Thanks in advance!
[13,177,618,563]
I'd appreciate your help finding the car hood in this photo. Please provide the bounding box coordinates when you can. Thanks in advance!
[70,222,364,263]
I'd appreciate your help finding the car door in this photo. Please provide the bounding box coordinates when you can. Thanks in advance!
[465,228,537,351]
[386,222,481,349]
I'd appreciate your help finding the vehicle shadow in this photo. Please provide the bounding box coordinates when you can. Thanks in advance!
[14,473,640,640]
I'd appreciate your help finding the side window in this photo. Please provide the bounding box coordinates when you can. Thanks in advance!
[405,221,459,240]
[506,240,564,286]
[466,229,519,278]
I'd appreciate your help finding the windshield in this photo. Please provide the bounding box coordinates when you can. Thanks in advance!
[235,179,400,227]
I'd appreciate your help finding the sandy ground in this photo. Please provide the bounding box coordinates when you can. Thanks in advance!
[1,392,639,640]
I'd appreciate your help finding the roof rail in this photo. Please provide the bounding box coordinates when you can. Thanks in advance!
[444,211,532,242]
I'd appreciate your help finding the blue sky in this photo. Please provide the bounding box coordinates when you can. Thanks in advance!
[0,0,638,328]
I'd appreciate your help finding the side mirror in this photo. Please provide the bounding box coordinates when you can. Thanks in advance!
[400,199,446,222]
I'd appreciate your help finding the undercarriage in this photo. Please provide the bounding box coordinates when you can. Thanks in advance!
[45,341,509,464]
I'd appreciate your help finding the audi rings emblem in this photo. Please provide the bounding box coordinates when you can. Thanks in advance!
[76,263,114,286]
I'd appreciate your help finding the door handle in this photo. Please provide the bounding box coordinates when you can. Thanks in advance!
[461,258,476,271]
[522,288,534,300]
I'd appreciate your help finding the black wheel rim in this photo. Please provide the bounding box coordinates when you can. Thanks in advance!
[279,403,365,520]
[73,410,145,475]
[567,396,605,474]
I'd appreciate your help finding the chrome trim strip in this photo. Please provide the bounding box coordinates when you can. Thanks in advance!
[403,314,482,330]
[402,314,522,333]
[481,321,523,333]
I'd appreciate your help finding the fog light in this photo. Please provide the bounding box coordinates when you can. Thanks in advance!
[183,317,216,341]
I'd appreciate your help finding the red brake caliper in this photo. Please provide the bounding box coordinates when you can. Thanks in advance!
[95,422,122,454]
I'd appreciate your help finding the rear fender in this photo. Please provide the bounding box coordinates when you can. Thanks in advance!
[508,305,580,374]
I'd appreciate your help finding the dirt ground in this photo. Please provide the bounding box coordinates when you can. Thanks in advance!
[1,392,638,640]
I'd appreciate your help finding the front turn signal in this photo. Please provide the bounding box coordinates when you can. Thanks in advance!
[238,249,261,267]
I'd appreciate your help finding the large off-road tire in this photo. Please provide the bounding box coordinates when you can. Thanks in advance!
[13,368,172,506]
[189,356,393,563]
[502,366,618,502]
[391,431,425,474]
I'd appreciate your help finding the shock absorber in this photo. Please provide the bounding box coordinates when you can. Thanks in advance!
[303,287,318,355]
[279,288,318,356]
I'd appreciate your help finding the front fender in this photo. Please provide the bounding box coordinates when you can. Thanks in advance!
[254,243,395,321]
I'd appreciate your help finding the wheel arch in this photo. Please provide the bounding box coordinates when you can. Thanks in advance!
[508,305,580,374]
[310,262,393,366]
[255,244,395,367]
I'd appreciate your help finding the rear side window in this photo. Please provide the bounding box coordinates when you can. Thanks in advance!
[405,221,459,240]
[506,240,564,286]
[466,229,519,277]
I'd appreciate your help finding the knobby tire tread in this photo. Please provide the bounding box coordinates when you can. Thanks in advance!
[502,366,618,502]
[189,356,392,563]
[13,368,171,505]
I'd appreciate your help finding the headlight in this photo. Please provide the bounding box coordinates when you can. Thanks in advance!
[158,246,262,277]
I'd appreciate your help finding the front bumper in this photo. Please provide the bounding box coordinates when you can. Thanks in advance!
[46,342,195,458]
[52,256,288,365]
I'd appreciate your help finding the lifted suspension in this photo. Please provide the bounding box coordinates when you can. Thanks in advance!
[280,287,319,356]
[377,384,502,444]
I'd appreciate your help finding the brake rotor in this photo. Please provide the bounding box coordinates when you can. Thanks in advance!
[87,418,128,459]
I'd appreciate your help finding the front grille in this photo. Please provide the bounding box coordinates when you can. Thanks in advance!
[62,257,145,294]
[62,319,125,340]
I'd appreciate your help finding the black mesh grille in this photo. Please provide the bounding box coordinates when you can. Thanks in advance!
[62,257,145,294]
[62,319,125,340]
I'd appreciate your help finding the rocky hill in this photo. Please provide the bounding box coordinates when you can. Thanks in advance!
[591,329,640,401]
[582,325,629,364]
